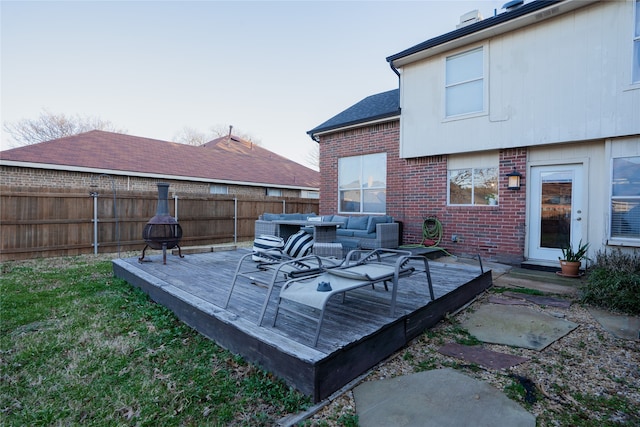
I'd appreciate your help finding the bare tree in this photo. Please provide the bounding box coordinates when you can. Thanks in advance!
[3,109,126,146]
[305,143,319,170]
[172,126,208,146]
[209,124,262,146]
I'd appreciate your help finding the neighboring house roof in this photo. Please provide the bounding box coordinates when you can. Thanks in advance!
[0,130,319,189]
[307,89,400,138]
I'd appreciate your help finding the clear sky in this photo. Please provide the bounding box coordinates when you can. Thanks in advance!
[1,0,506,168]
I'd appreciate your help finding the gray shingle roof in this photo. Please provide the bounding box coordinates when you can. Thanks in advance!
[307,89,399,137]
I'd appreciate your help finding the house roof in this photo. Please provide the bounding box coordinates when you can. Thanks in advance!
[307,89,400,138]
[0,130,319,189]
[386,0,594,67]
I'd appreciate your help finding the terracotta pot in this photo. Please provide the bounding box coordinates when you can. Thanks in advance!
[559,260,581,277]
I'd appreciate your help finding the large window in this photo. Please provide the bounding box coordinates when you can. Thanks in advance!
[338,153,386,213]
[610,156,640,240]
[445,47,484,117]
[634,0,640,83]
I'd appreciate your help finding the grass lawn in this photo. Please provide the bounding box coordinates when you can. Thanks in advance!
[1,256,311,426]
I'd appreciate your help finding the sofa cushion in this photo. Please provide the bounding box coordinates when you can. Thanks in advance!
[351,230,376,239]
[262,213,281,221]
[332,215,349,229]
[284,230,314,258]
[336,229,355,237]
[282,213,303,221]
[322,215,334,222]
[367,215,391,233]
[347,216,368,230]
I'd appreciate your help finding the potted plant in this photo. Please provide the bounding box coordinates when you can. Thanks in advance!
[485,194,498,205]
[558,240,589,277]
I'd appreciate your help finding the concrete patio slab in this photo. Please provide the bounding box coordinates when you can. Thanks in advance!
[460,304,578,350]
[354,368,535,427]
[588,308,640,341]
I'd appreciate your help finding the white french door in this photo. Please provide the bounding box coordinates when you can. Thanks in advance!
[528,164,584,262]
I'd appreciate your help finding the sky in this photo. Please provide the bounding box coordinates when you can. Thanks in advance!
[1,0,507,169]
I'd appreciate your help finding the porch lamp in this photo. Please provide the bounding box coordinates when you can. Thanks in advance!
[506,167,522,190]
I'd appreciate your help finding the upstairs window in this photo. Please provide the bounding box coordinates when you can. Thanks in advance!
[610,156,640,240]
[445,47,484,117]
[338,153,386,214]
[633,0,640,83]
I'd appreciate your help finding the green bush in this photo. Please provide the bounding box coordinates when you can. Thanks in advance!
[581,249,640,315]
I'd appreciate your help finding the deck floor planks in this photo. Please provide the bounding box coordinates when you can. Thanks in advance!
[113,248,492,401]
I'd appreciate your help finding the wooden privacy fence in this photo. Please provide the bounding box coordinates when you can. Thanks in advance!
[0,186,319,261]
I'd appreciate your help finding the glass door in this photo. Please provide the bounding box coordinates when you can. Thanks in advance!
[528,164,584,262]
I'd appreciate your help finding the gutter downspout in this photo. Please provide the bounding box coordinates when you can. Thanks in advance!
[388,60,400,78]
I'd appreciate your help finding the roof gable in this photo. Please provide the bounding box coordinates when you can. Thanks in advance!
[0,130,319,189]
[307,89,399,137]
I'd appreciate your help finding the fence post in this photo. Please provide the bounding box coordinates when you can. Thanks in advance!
[282,199,286,213]
[173,193,179,221]
[234,198,238,244]
[90,191,99,254]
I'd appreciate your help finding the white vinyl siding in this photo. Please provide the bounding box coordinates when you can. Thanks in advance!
[633,0,640,83]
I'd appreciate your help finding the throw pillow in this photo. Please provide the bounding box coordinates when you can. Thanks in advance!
[332,215,349,229]
[252,234,285,261]
[284,230,314,258]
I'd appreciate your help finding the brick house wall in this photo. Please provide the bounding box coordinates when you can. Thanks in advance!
[318,119,527,265]
[0,166,303,198]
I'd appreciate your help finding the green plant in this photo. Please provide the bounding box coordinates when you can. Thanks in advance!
[559,240,590,262]
[581,249,640,315]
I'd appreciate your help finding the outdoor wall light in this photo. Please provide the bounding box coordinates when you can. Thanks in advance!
[507,167,522,190]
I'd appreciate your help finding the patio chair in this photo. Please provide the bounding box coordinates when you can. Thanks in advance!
[272,249,435,346]
[224,248,342,326]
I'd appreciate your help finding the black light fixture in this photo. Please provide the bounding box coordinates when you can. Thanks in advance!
[507,167,522,190]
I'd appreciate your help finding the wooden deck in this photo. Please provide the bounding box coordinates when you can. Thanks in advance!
[112,248,492,402]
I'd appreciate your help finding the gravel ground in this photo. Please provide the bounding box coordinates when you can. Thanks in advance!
[305,284,640,426]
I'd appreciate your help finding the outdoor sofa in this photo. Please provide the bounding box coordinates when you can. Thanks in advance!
[254,213,399,250]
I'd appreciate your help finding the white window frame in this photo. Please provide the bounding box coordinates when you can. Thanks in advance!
[444,45,486,119]
[609,155,640,243]
[448,167,499,206]
[338,152,387,214]
[266,188,283,197]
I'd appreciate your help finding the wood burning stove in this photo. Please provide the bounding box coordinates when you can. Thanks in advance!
[139,183,183,264]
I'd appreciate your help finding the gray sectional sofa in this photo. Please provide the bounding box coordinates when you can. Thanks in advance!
[254,213,399,250]
[321,214,398,249]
